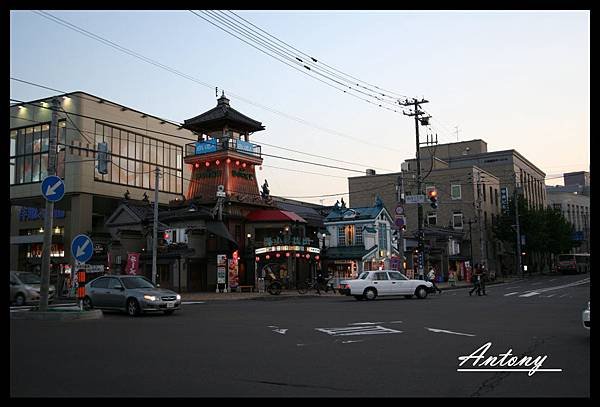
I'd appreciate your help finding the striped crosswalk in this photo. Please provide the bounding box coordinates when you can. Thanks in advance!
[316,325,402,336]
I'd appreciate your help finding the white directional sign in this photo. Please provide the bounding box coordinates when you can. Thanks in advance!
[71,234,94,264]
[404,195,426,204]
[41,175,65,202]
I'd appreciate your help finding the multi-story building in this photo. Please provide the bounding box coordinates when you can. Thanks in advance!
[10,92,192,283]
[546,171,590,254]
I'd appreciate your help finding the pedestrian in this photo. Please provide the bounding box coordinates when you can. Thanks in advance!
[427,267,442,294]
[469,265,482,296]
[479,265,487,295]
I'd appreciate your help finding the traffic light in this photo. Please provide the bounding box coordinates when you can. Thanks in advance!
[97,142,109,175]
[428,188,438,209]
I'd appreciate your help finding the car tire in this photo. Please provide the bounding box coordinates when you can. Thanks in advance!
[415,286,428,299]
[127,298,140,317]
[164,310,174,315]
[364,288,377,301]
[404,295,413,299]
[354,295,364,301]
[15,293,26,307]
[83,296,93,310]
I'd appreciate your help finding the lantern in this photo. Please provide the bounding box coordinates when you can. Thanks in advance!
[266,255,270,260]
[255,256,260,262]
[305,254,310,259]
[205,161,210,167]
[295,253,300,258]
[235,160,240,166]
[315,255,320,261]
[276,253,281,258]
[194,162,200,168]
[285,252,290,257]
[226,158,231,164]
[242,162,247,168]
[215,159,220,165]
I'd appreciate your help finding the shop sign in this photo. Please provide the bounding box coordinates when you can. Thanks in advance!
[500,187,509,213]
[195,168,222,179]
[255,245,320,255]
[19,207,65,221]
[236,139,256,155]
[84,264,105,273]
[232,169,255,181]
[194,139,218,155]
[228,256,239,289]
[263,236,312,246]
[217,254,227,284]
[125,253,140,275]
[94,243,106,254]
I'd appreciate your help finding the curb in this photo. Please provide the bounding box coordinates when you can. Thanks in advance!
[10,309,103,321]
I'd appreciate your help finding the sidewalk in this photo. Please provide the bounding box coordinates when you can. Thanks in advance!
[180,275,527,302]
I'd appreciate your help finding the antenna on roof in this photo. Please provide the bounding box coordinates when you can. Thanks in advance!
[215,87,218,97]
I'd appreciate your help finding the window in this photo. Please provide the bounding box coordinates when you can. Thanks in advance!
[453,212,464,229]
[9,120,66,185]
[374,272,389,281]
[91,278,110,289]
[338,226,346,246]
[378,223,388,252]
[427,213,437,226]
[451,184,461,200]
[495,189,499,209]
[482,183,486,202]
[93,122,183,194]
[388,272,407,280]
[355,225,363,245]
[108,278,123,290]
[347,225,355,246]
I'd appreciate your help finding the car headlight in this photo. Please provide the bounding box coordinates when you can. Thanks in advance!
[176,294,181,301]
[143,295,158,301]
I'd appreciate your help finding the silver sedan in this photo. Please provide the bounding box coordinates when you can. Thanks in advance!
[83,275,181,316]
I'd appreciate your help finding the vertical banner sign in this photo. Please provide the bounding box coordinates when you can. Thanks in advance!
[228,251,239,290]
[126,253,140,275]
[500,187,509,214]
[217,254,227,284]
[390,257,401,271]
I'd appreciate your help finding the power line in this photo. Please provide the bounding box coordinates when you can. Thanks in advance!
[31,11,404,153]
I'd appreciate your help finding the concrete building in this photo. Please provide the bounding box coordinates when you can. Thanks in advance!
[546,171,590,254]
[10,92,193,285]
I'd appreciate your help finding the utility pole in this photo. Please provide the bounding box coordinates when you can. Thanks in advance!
[400,97,430,279]
[466,219,475,272]
[476,170,485,269]
[39,97,59,312]
[396,174,405,273]
[514,177,523,278]
[152,166,160,285]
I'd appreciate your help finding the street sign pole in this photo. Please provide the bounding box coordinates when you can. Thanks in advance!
[72,235,94,310]
[39,98,59,312]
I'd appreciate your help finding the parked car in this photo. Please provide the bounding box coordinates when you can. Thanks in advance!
[583,301,590,330]
[339,270,434,300]
[10,271,55,306]
[83,275,181,316]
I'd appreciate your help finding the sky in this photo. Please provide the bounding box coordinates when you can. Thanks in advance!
[10,10,590,205]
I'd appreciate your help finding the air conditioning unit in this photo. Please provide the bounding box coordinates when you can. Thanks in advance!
[366,169,376,176]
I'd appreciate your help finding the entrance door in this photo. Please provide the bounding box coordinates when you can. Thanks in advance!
[188,261,207,292]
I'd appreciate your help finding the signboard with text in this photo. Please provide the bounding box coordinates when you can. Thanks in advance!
[500,187,509,213]
[126,253,140,275]
[217,254,227,284]
[405,195,426,204]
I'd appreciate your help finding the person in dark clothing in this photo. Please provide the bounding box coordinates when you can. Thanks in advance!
[479,265,487,295]
[469,266,483,296]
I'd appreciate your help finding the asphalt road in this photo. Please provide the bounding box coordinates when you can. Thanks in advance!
[10,273,590,397]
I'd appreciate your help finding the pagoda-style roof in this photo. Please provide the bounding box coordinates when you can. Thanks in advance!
[183,94,265,134]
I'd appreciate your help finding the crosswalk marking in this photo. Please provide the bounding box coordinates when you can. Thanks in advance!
[316,326,402,336]
[519,292,540,297]
[504,292,519,296]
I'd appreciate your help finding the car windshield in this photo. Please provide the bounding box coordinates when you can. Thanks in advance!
[121,277,155,289]
[17,273,41,284]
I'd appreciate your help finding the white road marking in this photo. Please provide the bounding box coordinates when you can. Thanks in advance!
[546,294,555,298]
[341,340,364,344]
[504,292,519,297]
[425,327,475,337]
[389,321,403,324]
[316,326,402,336]
[348,322,384,326]
[181,301,205,305]
[560,294,569,298]
[518,278,590,297]
[519,292,540,297]
[267,325,278,328]
[273,329,288,335]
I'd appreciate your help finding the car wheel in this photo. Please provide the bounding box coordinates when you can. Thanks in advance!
[415,286,428,299]
[364,288,377,301]
[354,295,364,301]
[127,298,140,317]
[404,295,413,299]
[164,310,174,315]
[15,293,26,307]
[83,296,93,310]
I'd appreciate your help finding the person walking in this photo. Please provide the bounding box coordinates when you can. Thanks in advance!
[469,265,482,296]
[479,265,487,295]
[427,267,442,294]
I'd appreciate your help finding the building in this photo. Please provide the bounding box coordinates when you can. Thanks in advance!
[10,92,193,289]
[546,171,590,254]
[349,139,547,279]
[322,196,398,282]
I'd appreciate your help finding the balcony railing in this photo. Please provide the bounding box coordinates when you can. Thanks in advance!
[185,138,261,159]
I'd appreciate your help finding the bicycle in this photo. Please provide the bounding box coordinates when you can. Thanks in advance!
[266,280,282,295]
[297,278,335,295]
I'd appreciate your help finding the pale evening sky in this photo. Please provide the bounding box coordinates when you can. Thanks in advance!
[10,10,590,205]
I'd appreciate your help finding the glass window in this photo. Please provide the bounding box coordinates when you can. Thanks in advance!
[143,136,150,162]
[136,134,143,161]
[388,272,407,280]
[33,126,41,153]
[16,156,24,184]
[170,145,176,169]
[427,213,437,226]
[110,127,119,158]
[23,155,32,183]
[91,277,110,289]
[24,129,33,154]
[150,139,157,164]
[451,184,461,200]
[119,157,128,184]
[358,272,369,280]
[17,129,25,155]
[128,133,135,159]
[338,226,346,246]
[32,155,40,182]
[41,124,49,152]
[143,163,150,189]
[157,141,164,166]
[107,278,123,290]
[127,159,136,186]
[10,158,15,185]
[453,213,463,229]
[121,131,129,157]
[374,272,389,280]
[355,225,363,245]
[163,169,170,192]
[176,152,182,169]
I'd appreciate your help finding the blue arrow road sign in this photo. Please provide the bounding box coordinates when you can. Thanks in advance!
[72,234,94,263]
[41,175,65,202]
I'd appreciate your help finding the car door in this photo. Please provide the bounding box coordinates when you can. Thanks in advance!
[372,271,392,295]
[105,277,127,309]
[10,273,20,301]
[87,277,110,308]
[388,272,411,295]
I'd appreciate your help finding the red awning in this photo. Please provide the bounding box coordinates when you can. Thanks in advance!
[246,210,307,223]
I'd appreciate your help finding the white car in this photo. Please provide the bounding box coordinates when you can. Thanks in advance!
[339,270,434,301]
[583,301,590,330]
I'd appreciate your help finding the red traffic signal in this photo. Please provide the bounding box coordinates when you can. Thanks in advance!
[428,188,439,209]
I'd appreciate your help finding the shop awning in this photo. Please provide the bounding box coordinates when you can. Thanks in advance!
[206,221,238,247]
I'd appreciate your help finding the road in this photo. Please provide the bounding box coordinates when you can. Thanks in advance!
[10,273,590,397]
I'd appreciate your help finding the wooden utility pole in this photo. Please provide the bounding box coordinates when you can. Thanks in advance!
[152,167,160,285]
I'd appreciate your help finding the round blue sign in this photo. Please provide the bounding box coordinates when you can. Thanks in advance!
[41,175,65,202]
[71,234,94,263]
